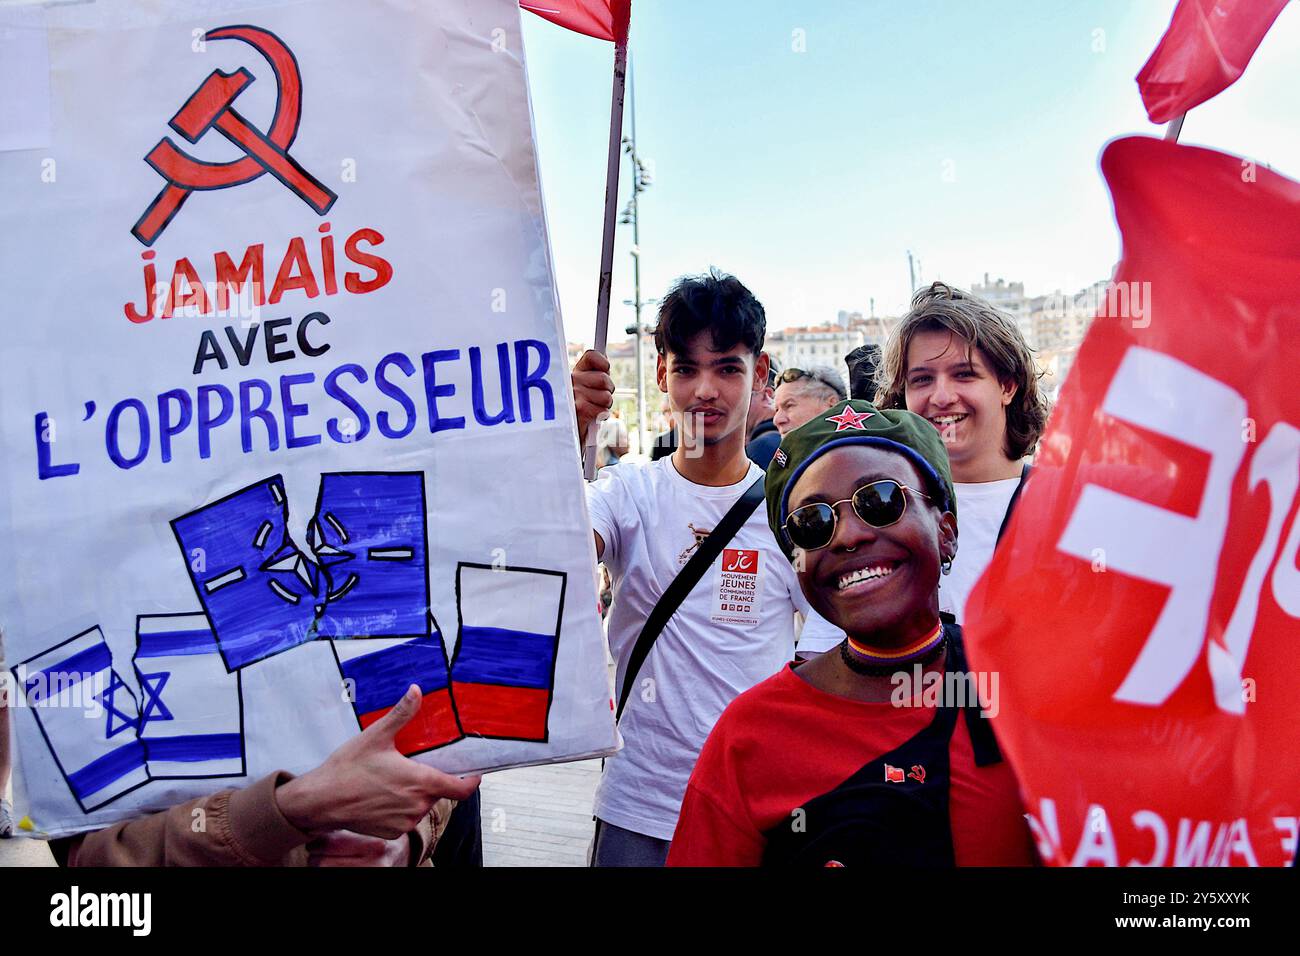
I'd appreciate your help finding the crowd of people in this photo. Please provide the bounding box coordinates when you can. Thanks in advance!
[0,268,1046,867]
[572,270,1044,865]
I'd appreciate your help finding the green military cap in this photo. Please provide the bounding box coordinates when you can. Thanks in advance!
[765,399,956,560]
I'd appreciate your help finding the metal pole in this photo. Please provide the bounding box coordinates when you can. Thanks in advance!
[907,250,916,293]
[581,35,629,480]
[629,61,646,457]
[1165,113,1185,143]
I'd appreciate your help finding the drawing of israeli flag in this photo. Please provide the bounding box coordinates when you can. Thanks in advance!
[449,564,566,742]
[134,613,245,779]
[14,627,148,812]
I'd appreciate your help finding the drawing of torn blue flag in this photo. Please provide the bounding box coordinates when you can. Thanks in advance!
[171,475,321,671]
[311,472,430,640]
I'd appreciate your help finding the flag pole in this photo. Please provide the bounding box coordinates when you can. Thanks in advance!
[1164,113,1186,142]
[582,30,629,480]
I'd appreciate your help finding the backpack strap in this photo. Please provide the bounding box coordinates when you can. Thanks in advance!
[995,463,1032,545]
[945,623,1004,768]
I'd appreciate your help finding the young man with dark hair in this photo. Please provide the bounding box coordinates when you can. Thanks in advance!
[571,269,819,866]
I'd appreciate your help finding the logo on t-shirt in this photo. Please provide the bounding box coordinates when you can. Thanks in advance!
[885,764,906,783]
[712,548,762,626]
[678,523,712,566]
[722,548,757,573]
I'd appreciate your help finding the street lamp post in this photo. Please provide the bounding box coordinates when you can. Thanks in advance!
[620,60,652,455]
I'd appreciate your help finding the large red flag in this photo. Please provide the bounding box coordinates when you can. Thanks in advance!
[1137,0,1289,123]
[521,0,631,43]
[965,136,1300,867]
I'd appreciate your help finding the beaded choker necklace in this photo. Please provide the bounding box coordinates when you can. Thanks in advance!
[839,622,946,676]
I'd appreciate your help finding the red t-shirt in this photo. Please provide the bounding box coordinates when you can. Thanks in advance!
[667,663,1035,866]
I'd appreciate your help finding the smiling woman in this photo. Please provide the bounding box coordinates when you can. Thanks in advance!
[667,400,1035,868]
[875,281,1049,624]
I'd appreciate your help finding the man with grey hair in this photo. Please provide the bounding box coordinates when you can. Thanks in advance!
[772,365,848,436]
[767,365,852,660]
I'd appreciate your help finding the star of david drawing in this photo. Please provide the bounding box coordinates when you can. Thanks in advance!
[825,407,875,432]
[96,672,139,739]
[138,670,175,728]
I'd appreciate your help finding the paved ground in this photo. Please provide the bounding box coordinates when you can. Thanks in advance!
[0,782,55,866]
[0,759,601,867]
[480,758,600,867]
[0,832,55,866]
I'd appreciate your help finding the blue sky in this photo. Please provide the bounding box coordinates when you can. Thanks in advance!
[520,0,1300,347]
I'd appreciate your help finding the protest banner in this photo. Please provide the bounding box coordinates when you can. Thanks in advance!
[0,0,618,838]
[966,136,1300,866]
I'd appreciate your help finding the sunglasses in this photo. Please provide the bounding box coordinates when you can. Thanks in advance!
[778,367,825,386]
[783,479,931,551]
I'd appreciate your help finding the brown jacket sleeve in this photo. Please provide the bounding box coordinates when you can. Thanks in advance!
[63,773,460,867]
[408,798,457,867]
[66,771,313,867]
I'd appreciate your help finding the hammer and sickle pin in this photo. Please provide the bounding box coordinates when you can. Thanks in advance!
[132,25,337,247]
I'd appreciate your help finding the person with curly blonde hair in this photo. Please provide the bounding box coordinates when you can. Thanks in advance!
[874,282,1049,623]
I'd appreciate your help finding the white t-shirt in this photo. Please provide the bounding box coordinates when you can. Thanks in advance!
[939,475,1023,624]
[587,457,810,840]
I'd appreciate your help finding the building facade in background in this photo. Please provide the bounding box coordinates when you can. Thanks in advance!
[972,274,1033,346]
[567,274,1111,452]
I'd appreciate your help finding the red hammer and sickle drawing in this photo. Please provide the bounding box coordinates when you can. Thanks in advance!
[132,25,337,246]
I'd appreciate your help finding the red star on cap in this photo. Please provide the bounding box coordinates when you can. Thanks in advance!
[825,407,874,432]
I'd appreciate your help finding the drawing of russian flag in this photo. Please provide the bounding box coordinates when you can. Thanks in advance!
[450,564,566,742]
[133,614,245,779]
[15,627,148,812]
[172,476,320,671]
[331,622,462,756]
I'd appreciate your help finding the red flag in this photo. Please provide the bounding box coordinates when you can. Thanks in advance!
[966,136,1300,866]
[521,0,631,43]
[1137,0,1289,123]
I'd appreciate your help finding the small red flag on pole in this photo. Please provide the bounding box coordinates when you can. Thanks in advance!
[522,0,630,43]
[522,0,632,478]
[1137,0,1289,136]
